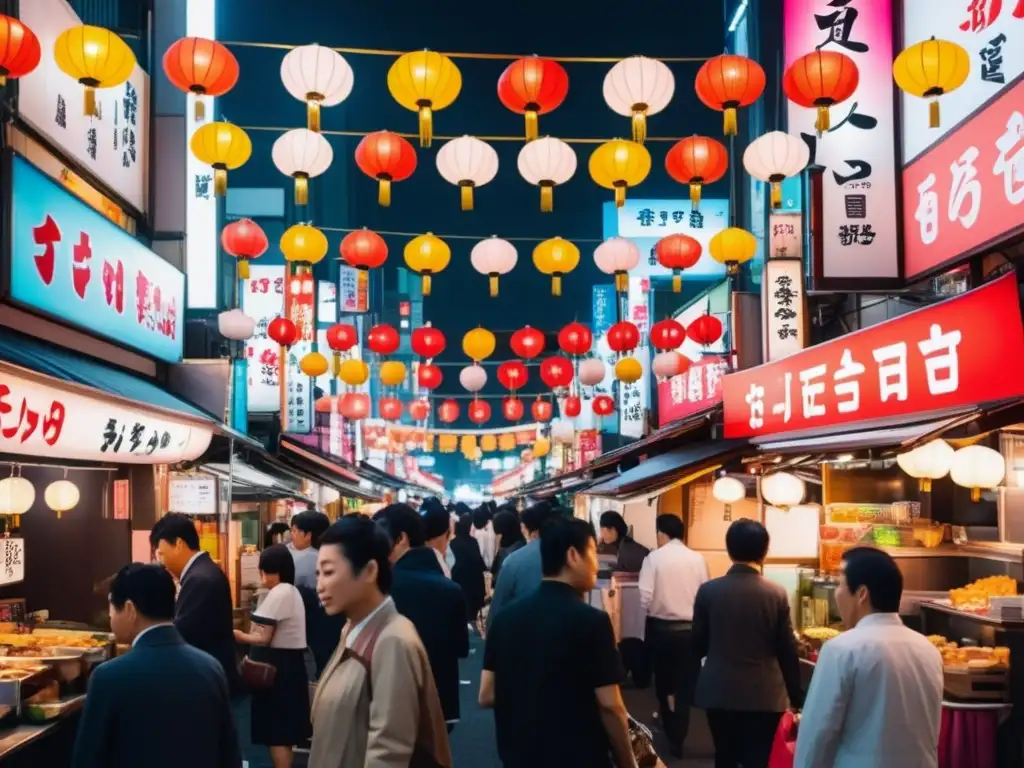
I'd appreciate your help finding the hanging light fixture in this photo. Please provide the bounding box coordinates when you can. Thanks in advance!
[950,445,1005,502]
[387,49,462,147]
[218,308,255,341]
[760,472,805,510]
[602,55,675,143]
[45,472,80,520]
[712,475,746,521]
[272,128,334,206]
[280,43,354,132]
[0,469,35,528]
[54,24,135,116]
[470,237,518,297]
[589,139,651,208]
[896,439,954,492]
[435,135,499,211]
[518,137,577,212]
[742,131,810,209]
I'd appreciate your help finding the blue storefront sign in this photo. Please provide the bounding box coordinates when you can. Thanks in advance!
[9,156,185,363]
[230,358,249,434]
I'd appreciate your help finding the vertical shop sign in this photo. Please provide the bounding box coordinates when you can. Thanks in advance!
[619,277,651,438]
[769,213,803,259]
[764,257,806,362]
[577,429,602,465]
[339,266,369,313]
[283,273,315,434]
[657,355,730,427]
[112,479,131,521]
[0,539,25,586]
[784,0,899,279]
[591,285,619,433]
[242,266,286,413]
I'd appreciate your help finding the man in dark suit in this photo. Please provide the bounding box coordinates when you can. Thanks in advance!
[150,513,241,694]
[692,519,803,768]
[374,503,469,731]
[72,563,241,768]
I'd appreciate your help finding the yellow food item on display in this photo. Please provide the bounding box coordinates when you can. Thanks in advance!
[949,575,1017,608]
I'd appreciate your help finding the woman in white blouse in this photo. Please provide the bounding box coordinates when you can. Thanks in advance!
[234,543,310,768]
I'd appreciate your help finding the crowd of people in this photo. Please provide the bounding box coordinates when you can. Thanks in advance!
[68,498,947,768]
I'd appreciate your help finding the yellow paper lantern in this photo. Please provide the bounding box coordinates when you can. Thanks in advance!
[533,436,551,458]
[280,224,328,270]
[462,327,497,362]
[190,122,252,196]
[893,37,970,129]
[404,233,451,296]
[338,358,370,387]
[533,237,580,297]
[461,434,478,453]
[498,433,517,452]
[481,434,498,452]
[379,360,408,387]
[708,227,757,277]
[439,433,458,453]
[53,25,136,117]
[387,50,462,147]
[299,351,329,377]
[615,356,643,383]
[589,139,651,208]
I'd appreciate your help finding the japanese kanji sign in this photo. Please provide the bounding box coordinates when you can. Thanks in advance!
[619,277,652,438]
[902,0,1024,163]
[283,273,316,435]
[764,258,806,362]
[784,0,899,279]
[903,76,1024,280]
[722,273,1024,438]
[338,266,369,313]
[657,356,730,427]
[0,368,213,463]
[242,265,287,414]
[10,157,184,363]
[0,538,25,587]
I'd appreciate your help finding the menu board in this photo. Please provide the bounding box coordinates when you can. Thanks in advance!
[765,504,821,560]
[0,538,25,586]
[168,476,218,515]
[686,479,758,551]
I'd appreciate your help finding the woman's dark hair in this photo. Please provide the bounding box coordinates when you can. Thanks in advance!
[599,511,628,541]
[258,543,296,585]
[656,514,685,541]
[454,514,473,538]
[373,503,426,549]
[149,513,200,551]
[109,563,176,621]
[725,519,771,564]
[521,502,554,534]
[422,503,451,540]
[842,547,903,613]
[540,517,596,577]
[291,510,331,548]
[472,505,492,530]
[264,521,290,548]
[321,515,394,594]
[493,510,525,545]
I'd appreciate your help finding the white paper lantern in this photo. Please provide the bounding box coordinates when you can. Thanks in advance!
[436,136,499,211]
[272,128,334,205]
[742,131,810,209]
[0,476,35,516]
[218,309,256,341]
[518,136,577,212]
[602,55,675,143]
[578,358,606,387]
[652,351,685,381]
[950,445,1005,501]
[44,480,80,519]
[550,419,575,445]
[593,237,640,292]
[459,364,488,393]
[896,439,954,492]
[470,237,518,297]
[760,472,805,509]
[713,476,746,504]
[280,44,354,132]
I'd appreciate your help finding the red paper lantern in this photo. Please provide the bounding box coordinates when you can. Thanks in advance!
[409,399,431,421]
[340,393,371,420]
[417,363,443,390]
[593,394,615,417]
[502,396,525,422]
[325,323,358,353]
[340,227,388,271]
[221,218,268,279]
[655,234,703,293]
[497,56,569,140]
[783,51,859,134]
[510,326,546,359]
[0,15,41,87]
[267,317,298,347]
[650,318,687,351]
[367,324,400,356]
[411,326,446,358]
[497,360,529,391]
[354,130,418,207]
[695,54,766,136]
[438,399,460,424]
[163,37,239,121]
[468,399,491,425]
[688,313,724,346]
[531,398,553,422]
[379,396,403,421]
[540,356,574,389]
[607,321,640,354]
[558,322,593,356]
[665,136,729,210]
[563,395,582,418]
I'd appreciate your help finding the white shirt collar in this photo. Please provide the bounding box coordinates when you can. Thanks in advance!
[132,622,173,647]
[853,613,904,629]
[180,551,205,581]
[345,597,393,649]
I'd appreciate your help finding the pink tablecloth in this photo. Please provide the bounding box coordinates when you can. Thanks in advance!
[937,707,998,768]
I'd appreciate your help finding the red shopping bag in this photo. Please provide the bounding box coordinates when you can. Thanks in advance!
[768,711,798,768]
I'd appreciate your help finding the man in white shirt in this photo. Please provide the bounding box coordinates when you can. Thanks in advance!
[796,547,943,768]
[638,514,708,758]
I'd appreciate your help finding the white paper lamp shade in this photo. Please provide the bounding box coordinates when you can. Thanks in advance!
[760,472,805,509]
[272,128,334,205]
[652,351,685,381]
[896,439,954,491]
[713,476,746,504]
[470,237,518,296]
[950,445,1005,501]
[602,55,675,142]
[742,131,810,208]
[218,309,256,341]
[551,419,575,445]
[577,357,606,387]
[517,137,577,212]
[280,44,354,131]
[436,136,499,210]
[593,237,640,291]
[459,364,488,393]
[45,480,80,519]
[0,476,35,515]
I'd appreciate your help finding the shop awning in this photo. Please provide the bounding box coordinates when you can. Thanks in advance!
[202,461,308,502]
[277,438,382,502]
[584,439,749,499]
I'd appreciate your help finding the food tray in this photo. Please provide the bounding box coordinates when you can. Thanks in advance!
[943,668,1010,702]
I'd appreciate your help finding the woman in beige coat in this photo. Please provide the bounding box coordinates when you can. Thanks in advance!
[311,515,452,768]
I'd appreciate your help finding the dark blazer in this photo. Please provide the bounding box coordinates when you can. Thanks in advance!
[71,625,241,768]
[389,546,470,723]
[486,538,542,631]
[692,564,803,712]
[176,552,241,695]
[491,539,526,583]
[450,532,487,617]
[612,536,650,573]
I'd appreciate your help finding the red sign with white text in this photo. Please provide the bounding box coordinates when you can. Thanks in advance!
[722,274,1024,439]
[903,76,1024,280]
[658,356,729,427]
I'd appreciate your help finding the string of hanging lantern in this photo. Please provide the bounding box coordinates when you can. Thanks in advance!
[238,125,690,144]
